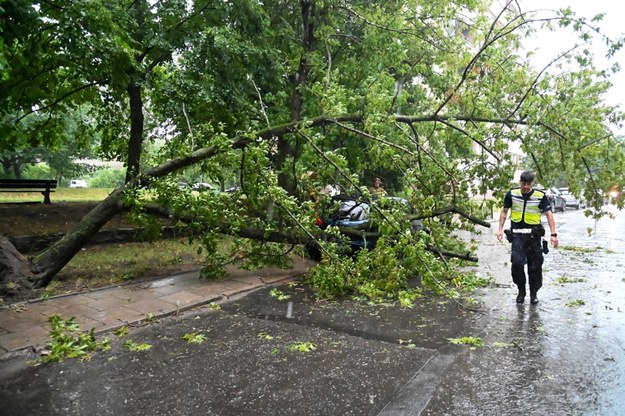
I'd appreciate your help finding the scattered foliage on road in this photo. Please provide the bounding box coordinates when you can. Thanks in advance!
[182,332,207,344]
[554,276,587,284]
[113,326,129,337]
[448,336,485,349]
[285,342,317,353]
[269,288,291,301]
[38,315,111,363]
[565,299,586,308]
[123,341,153,352]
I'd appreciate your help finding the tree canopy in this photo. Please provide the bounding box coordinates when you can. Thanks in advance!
[1,0,624,302]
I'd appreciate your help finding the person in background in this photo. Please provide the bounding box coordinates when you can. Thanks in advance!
[496,170,559,304]
[368,177,387,198]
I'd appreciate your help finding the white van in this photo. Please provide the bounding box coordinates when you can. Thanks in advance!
[69,179,88,188]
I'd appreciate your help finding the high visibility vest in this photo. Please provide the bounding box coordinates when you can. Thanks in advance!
[510,189,544,225]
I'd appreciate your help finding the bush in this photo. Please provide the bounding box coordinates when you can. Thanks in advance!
[22,162,52,179]
[87,168,125,188]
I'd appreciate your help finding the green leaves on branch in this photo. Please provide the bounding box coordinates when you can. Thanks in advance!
[4,0,625,302]
[39,315,111,363]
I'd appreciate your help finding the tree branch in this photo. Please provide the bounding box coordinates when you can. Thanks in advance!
[411,205,490,228]
[16,80,109,122]
[141,203,479,263]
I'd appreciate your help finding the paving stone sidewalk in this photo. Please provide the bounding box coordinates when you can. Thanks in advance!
[0,257,315,357]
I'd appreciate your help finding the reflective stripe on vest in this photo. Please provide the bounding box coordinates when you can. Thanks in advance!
[510,189,544,225]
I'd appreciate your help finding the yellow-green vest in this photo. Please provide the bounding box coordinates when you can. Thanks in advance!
[510,189,544,225]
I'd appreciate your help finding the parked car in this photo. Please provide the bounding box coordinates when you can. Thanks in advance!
[69,179,88,188]
[305,195,423,260]
[544,187,565,212]
[557,187,581,209]
[191,182,214,191]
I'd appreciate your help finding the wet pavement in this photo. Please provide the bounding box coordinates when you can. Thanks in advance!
[422,206,625,415]
[0,207,624,415]
[0,260,315,354]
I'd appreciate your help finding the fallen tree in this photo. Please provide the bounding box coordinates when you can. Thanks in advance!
[1,0,624,302]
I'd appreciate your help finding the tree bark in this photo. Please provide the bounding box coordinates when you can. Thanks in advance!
[12,155,22,179]
[30,188,126,287]
[0,236,35,299]
[142,203,480,262]
[277,0,316,196]
[125,82,144,183]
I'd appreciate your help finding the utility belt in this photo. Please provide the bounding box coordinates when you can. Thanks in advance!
[504,225,544,242]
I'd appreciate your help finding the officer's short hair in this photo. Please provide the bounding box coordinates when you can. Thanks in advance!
[520,170,535,183]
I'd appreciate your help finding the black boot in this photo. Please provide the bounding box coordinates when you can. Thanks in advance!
[516,287,526,304]
[530,290,538,305]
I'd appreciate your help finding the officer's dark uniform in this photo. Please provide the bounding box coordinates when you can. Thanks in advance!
[503,188,551,299]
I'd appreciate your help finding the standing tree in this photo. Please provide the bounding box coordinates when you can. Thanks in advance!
[0,0,624,301]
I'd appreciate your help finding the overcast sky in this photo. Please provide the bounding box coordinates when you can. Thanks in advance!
[513,1,625,129]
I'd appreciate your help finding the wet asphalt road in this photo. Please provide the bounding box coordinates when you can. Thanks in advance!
[0,207,623,415]
[421,206,625,415]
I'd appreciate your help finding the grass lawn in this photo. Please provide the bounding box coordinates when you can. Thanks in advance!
[0,188,207,300]
[0,187,113,203]
[47,238,206,297]
[1,188,297,302]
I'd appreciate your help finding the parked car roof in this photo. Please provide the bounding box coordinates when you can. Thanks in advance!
[306,194,424,260]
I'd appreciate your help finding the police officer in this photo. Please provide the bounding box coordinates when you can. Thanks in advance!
[496,171,559,304]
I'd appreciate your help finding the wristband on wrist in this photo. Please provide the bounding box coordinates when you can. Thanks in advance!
[551,233,558,237]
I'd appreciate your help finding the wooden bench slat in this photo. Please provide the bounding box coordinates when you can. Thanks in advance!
[0,179,57,183]
[0,179,58,203]
[0,189,57,192]
[0,179,57,182]
[0,184,58,189]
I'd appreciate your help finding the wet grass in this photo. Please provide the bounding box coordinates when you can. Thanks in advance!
[0,187,113,203]
[45,238,205,296]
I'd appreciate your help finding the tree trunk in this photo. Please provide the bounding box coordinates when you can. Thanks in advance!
[1,157,11,176]
[125,82,144,183]
[125,0,146,183]
[12,155,22,179]
[30,188,126,287]
[277,0,316,196]
[0,139,233,295]
[0,236,35,300]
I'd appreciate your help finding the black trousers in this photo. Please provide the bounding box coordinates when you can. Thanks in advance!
[510,233,544,292]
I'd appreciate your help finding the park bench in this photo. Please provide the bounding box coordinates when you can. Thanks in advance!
[0,179,58,204]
